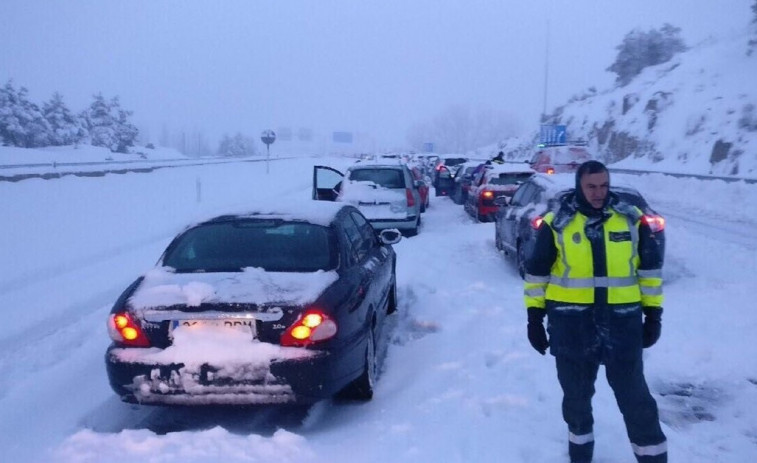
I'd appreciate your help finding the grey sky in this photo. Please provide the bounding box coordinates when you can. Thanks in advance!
[1,0,750,150]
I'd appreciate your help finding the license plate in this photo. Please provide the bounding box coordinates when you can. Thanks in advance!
[171,319,257,337]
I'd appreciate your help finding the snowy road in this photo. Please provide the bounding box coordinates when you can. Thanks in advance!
[1,158,756,462]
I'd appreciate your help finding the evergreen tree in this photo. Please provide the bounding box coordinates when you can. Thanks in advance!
[42,92,87,146]
[81,93,138,153]
[607,24,687,86]
[0,80,52,147]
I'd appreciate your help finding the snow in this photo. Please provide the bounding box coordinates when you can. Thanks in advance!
[2,145,757,463]
[3,19,757,463]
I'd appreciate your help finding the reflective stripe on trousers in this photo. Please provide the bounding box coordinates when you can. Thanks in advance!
[569,431,594,445]
[632,440,668,457]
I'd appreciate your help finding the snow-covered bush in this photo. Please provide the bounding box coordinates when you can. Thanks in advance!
[217,133,258,157]
[607,24,687,87]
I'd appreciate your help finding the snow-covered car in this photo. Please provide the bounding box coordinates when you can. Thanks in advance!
[493,173,665,278]
[529,143,592,174]
[464,163,535,222]
[313,163,423,236]
[105,202,401,406]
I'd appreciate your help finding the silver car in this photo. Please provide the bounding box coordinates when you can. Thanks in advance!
[313,162,423,236]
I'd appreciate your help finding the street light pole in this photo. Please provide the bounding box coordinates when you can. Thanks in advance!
[542,3,552,124]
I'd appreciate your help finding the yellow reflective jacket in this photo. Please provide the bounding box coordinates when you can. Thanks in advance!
[524,206,663,308]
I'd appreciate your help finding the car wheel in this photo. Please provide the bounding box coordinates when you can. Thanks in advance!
[340,327,376,401]
[517,243,526,279]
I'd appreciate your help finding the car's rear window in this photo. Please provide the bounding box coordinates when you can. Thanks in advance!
[443,158,467,167]
[490,172,533,185]
[349,168,405,188]
[162,220,336,272]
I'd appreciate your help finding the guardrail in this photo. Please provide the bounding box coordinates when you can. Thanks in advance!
[608,167,757,185]
[0,156,281,183]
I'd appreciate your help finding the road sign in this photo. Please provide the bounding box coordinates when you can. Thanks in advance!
[539,124,566,145]
[261,129,276,145]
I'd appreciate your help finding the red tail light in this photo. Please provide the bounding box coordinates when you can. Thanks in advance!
[545,167,555,175]
[481,190,495,200]
[405,188,416,207]
[641,214,665,232]
[530,216,544,230]
[281,309,338,347]
[108,312,150,347]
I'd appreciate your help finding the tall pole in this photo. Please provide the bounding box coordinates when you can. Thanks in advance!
[542,3,551,124]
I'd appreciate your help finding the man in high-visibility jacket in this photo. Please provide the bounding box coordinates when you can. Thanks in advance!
[524,161,667,463]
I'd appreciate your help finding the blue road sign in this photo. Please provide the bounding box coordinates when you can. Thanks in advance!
[540,124,567,145]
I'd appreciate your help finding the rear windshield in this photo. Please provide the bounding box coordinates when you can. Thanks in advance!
[443,158,467,167]
[349,168,405,188]
[162,220,336,272]
[490,172,533,185]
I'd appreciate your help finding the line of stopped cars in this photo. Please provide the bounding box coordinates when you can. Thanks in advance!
[106,156,435,408]
[105,149,665,409]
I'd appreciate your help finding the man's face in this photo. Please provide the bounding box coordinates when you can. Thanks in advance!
[580,170,609,209]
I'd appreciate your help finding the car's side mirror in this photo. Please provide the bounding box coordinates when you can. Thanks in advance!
[379,228,402,245]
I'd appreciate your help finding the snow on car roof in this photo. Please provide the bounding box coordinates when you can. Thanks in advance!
[189,201,348,228]
[530,172,641,197]
[484,162,535,174]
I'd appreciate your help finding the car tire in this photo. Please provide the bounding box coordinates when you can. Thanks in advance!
[517,243,526,279]
[340,327,376,401]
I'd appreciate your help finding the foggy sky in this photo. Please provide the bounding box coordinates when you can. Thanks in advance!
[2,0,750,150]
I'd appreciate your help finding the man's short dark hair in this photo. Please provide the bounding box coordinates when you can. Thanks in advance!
[576,160,608,179]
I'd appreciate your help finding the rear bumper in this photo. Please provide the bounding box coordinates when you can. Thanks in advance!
[105,342,363,405]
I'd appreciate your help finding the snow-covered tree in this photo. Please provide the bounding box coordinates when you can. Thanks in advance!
[607,24,687,86]
[0,80,52,147]
[406,104,519,154]
[42,92,87,146]
[80,93,138,153]
[217,133,257,157]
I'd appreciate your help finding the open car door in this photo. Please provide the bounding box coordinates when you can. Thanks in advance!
[312,165,344,201]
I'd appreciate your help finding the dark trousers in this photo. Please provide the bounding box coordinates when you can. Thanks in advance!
[556,355,667,462]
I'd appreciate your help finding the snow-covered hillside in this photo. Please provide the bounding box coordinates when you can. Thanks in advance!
[513,30,757,178]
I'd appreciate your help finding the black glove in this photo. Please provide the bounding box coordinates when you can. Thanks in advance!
[527,307,549,355]
[642,307,663,348]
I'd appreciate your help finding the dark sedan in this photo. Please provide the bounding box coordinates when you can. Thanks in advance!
[494,173,665,278]
[106,202,401,405]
